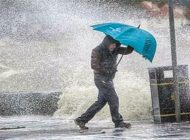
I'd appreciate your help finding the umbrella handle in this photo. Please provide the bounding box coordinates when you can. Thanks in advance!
[116,54,124,67]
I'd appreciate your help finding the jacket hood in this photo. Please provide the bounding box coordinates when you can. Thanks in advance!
[101,35,121,48]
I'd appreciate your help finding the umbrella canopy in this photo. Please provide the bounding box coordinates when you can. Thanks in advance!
[91,23,157,62]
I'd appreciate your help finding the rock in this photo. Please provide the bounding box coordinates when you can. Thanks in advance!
[140,1,184,18]
[141,1,153,11]
[0,92,62,116]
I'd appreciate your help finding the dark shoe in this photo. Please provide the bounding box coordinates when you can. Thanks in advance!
[115,122,131,128]
[74,118,88,130]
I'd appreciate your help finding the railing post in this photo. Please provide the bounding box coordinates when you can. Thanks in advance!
[168,0,181,122]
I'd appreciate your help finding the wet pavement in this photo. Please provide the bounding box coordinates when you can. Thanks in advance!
[0,116,190,140]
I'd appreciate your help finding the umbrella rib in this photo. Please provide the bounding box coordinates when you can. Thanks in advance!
[115,28,129,39]
[114,28,134,45]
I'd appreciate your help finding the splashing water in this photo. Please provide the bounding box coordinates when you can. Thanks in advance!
[0,0,189,120]
[54,0,190,121]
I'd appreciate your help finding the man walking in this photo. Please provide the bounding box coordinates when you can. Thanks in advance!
[75,35,134,129]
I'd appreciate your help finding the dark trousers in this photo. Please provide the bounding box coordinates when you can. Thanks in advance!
[77,73,123,125]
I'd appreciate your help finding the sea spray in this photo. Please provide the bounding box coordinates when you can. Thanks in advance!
[54,65,152,121]
[53,1,190,121]
[0,0,189,120]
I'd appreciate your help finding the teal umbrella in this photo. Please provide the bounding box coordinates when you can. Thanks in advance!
[91,22,157,62]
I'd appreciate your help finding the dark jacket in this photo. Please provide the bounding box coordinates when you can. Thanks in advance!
[91,35,133,76]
